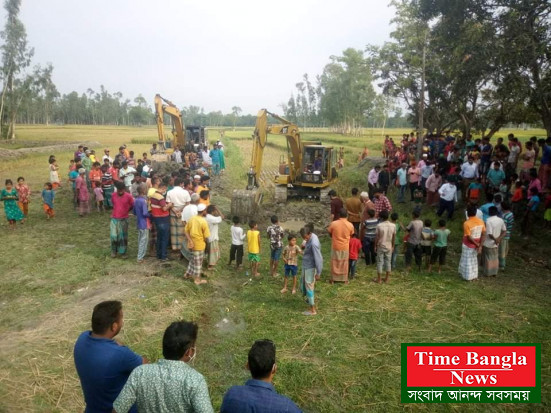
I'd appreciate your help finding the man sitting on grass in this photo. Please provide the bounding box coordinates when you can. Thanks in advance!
[221,339,301,413]
[74,300,147,413]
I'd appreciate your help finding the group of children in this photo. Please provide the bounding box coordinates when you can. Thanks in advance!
[1,177,56,228]
[229,215,303,294]
[350,209,451,277]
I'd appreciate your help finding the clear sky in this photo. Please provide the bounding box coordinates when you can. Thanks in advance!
[9,0,396,114]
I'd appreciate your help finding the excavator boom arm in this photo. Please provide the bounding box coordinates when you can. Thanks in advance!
[154,94,186,149]
[249,109,302,188]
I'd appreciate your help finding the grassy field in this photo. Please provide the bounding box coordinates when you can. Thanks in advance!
[0,125,549,412]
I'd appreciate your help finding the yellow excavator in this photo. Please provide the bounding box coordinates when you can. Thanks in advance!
[231,109,338,219]
[154,94,207,161]
[154,94,185,156]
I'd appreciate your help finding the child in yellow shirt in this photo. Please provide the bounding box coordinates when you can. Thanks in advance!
[247,220,261,277]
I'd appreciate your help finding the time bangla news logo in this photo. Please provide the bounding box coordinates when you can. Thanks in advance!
[401,344,541,403]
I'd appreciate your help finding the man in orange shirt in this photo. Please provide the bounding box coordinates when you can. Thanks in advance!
[459,205,486,281]
[327,208,354,283]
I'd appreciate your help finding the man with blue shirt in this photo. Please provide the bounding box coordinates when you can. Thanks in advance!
[74,300,146,413]
[397,163,408,203]
[221,340,302,413]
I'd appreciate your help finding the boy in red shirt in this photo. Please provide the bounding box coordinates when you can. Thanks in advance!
[348,233,362,280]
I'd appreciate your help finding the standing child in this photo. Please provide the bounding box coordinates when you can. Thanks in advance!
[69,161,80,209]
[247,220,261,277]
[94,184,104,212]
[41,182,55,219]
[49,158,61,189]
[348,233,362,280]
[75,168,90,217]
[420,219,434,271]
[431,220,450,273]
[100,165,114,210]
[281,234,302,294]
[229,216,246,268]
[15,176,30,218]
[1,179,24,229]
[133,183,150,263]
[266,215,284,277]
[467,177,484,205]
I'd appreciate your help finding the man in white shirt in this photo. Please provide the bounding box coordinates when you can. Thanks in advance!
[141,161,151,178]
[437,178,457,220]
[119,161,137,191]
[482,206,506,277]
[102,149,113,165]
[172,146,183,163]
[367,165,380,198]
[201,148,212,167]
[507,139,520,170]
[460,157,479,200]
[180,193,200,261]
[166,178,191,251]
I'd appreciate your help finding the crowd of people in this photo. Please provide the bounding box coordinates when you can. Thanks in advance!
[321,132,551,286]
[74,300,302,413]
[3,132,551,412]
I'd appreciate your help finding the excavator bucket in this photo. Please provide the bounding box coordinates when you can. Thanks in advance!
[231,189,262,222]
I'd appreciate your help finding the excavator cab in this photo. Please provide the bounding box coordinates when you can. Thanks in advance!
[299,144,337,184]
[185,126,206,153]
[301,145,327,184]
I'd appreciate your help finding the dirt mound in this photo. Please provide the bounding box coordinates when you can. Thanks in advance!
[255,199,330,234]
[0,141,101,160]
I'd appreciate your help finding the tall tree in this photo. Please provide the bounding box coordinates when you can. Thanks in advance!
[499,0,551,136]
[319,48,376,135]
[231,105,242,131]
[0,0,34,139]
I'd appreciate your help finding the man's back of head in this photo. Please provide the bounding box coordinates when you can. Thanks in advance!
[92,300,122,336]
[220,340,302,413]
[248,339,276,380]
[163,321,198,361]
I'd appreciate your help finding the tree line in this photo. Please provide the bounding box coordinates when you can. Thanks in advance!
[2,0,548,139]
[0,0,261,139]
[282,0,550,137]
